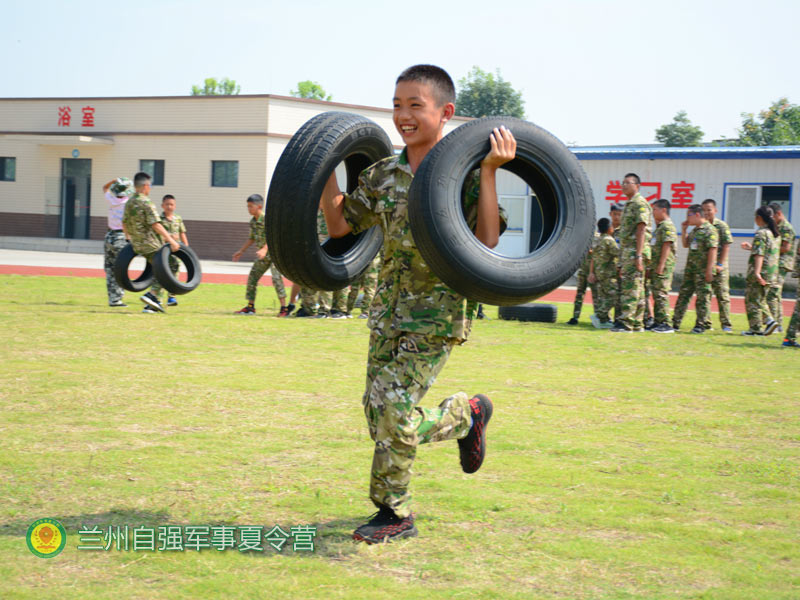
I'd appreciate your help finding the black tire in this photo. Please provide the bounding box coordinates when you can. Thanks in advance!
[113,243,154,292]
[266,111,392,290]
[498,303,558,323]
[152,244,202,295]
[409,117,596,306]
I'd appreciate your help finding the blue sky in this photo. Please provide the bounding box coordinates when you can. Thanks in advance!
[4,0,799,146]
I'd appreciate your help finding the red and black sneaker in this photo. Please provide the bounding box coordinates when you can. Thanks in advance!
[458,394,493,474]
[277,305,291,317]
[352,505,418,544]
[234,305,256,315]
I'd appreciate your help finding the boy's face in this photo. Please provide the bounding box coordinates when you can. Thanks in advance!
[162,198,176,215]
[702,202,716,221]
[652,206,666,222]
[610,210,622,228]
[392,80,454,150]
[246,202,261,217]
[687,211,702,226]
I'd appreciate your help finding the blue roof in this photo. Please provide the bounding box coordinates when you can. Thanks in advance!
[570,145,800,160]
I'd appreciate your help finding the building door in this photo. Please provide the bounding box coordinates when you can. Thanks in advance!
[60,158,92,239]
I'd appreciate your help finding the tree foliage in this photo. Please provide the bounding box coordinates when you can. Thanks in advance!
[455,67,525,119]
[736,97,800,146]
[290,81,332,101]
[191,77,241,96]
[654,110,704,146]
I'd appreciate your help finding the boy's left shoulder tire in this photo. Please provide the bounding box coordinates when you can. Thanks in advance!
[498,303,558,323]
[113,242,154,292]
[265,111,392,291]
[152,244,202,295]
[409,116,596,306]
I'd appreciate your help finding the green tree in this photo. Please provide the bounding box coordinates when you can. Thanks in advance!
[737,97,800,146]
[655,110,704,146]
[191,77,241,96]
[290,81,332,101]
[455,67,525,119]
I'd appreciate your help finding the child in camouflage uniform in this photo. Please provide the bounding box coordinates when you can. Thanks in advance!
[589,218,618,328]
[320,65,514,544]
[782,242,800,347]
[701,199,734,331]
[741,206,780,336]
[160,194,188,307]
[672,205,718,334]
[567,231,600,325]
[648,199,677,333]
[232,194,289,316]
[102,177,132,307]
[121,172,181,313]
[766,203,796,328]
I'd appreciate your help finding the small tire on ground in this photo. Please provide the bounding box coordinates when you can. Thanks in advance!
[408,116,596,306]
[265,111,392,291]
[113,243,154,292]
[498,303,558,323]
[152,243,202,295]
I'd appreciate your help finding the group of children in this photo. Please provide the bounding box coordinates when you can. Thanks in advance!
[569,197,799,346]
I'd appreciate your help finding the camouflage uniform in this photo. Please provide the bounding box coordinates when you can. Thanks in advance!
[122,192,164,300]
[572,232,600,319]
[104,229,127,304]
[617,193,652,329]
[767,219,796,323]
[785,250,800,343]
[341,149,504,518]
[613,226,622,319]
[299,210,336,315]
[245,212,286,303]
[745,227,779,332]
[672,223,718,330]
[709,218,733,329]
[160,212,187,278]
[592,233,619,323]
[347,253,382,315]
[648,217,677,325]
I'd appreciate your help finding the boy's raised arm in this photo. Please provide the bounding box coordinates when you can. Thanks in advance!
[321,173,352,239]
[477,126,516,249]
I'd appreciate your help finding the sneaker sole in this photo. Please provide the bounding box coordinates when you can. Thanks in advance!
[140,295,165,313]
[764,321,779,336]
[460,394,493,474]
[353,525,418,544]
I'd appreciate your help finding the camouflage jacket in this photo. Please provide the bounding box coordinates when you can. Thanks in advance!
[619,192,652,259]
[592,234,619,280]
[249,212,266,249]
[777,219,796,272]
[122,192,162,255]
[650,218,677,270]
[578,232,601,274]
[342,148,506,341]
[685,222,719,272]
[160,213,186,240]
[748,228,779,283]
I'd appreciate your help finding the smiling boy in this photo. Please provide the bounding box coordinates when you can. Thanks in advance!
[320,65,515,544]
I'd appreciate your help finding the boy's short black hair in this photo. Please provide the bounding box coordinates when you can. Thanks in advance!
[133,172,152,187]
[701,198,716,207]
[768,202,783,215]
[598,217,611,234]
[247,194,264,206]
[652,199,671,212]
[162,194,175,202]
[623,173,641,185]
[610,203,623,213]
[396,64,456,107]
[687,204,704,216]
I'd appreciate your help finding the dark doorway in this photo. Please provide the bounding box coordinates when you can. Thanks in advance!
[60,158,92,239]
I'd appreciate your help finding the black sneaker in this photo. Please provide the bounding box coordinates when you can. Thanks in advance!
[763,319,779,336]
[690,326,705,334]
[458,394,493,474]
[293,307,313,317]
[329,310,347,319]
[109,299,127,307]
[651,323,675,333]
[741,330,764,336]
[609,325,632,333]
[352,505,418,544]
[643,317,655,330]
[314,311,329,319]
[140,292,165,313]
[566,317,579,325]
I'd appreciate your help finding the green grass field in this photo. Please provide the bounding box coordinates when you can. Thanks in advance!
[1,274,798,599]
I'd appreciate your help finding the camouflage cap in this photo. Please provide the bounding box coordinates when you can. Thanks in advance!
[110,177,133,197]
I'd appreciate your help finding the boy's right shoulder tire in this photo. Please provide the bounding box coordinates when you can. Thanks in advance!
[113,243,154,292]
[152,243,202,295]
[265,111,392,291]
[498,303,558,323]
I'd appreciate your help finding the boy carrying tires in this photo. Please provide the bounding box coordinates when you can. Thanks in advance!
[160,194,189,307]
[122,172,181,313]
[320,64,516,543]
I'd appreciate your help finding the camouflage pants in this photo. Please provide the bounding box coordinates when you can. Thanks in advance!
[649,267,674,325]
[572,268,596,319]
[614,277,622,321]
[618,257,646,329]
[363,330,472,518]
[594,276,617,322]
[104,229,127,304]
[766,268,788,324]
[299,287,346,314]
[711,267,732,328]
[786,296,800,342]
[744,276,773,332]
[643,275,652,321]
[299,286,318,313]
[672,265,712,329]
[140,250,163,300]
[348,257,380,314]
[246,256,286,303]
